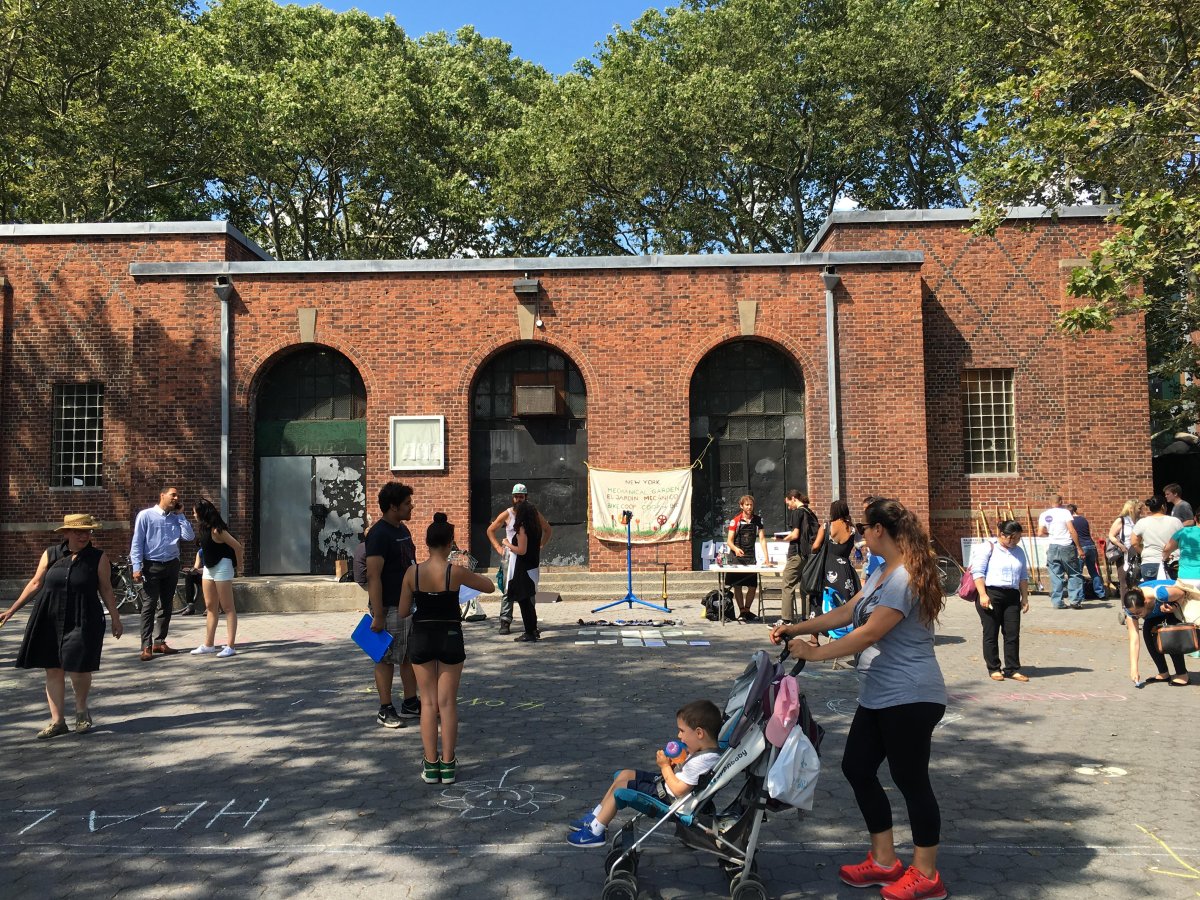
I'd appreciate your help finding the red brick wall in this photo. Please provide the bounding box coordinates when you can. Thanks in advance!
[0,233,242,579]
[4,215,1130,579]
[817,217,1148,559]
[206,262,924,574]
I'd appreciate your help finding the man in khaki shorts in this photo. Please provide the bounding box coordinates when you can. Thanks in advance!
[366,481,420,728]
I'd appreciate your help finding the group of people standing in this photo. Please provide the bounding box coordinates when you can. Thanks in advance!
[725,491,876,625]
[0,486,243,739]
[965,488,1197,689]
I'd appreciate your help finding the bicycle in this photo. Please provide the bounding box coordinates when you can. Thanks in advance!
[109,559,193,615]
[110,558,142,613]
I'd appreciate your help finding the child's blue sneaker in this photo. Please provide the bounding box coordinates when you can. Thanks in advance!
[568,813,596,832]
[567,827,606,847]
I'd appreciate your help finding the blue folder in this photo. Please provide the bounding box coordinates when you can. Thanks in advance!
[351,613,393,663]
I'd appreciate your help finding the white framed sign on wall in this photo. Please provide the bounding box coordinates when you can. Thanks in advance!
[389,415,445,471]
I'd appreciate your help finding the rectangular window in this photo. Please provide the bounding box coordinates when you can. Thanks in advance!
[51,383,104,487]
[961,369,1015,474]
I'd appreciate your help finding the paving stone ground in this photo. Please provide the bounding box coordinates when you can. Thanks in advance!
[1,591,1198,899]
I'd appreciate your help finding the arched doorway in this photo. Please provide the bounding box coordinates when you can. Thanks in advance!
[469,343,588,568]
[689,340,806,567]
[255,346,367,575]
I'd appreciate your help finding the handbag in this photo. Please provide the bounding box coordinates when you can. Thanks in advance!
[1156,623,1200,655]
[1106,519,1125,561]
[799,542,829,596]
[957,540,995,601]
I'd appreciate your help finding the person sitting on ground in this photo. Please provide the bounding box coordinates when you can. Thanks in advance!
[566,699,723,847]
[1123,581,1194,688]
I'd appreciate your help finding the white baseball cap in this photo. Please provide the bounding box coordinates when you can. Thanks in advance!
[511,483,528,495]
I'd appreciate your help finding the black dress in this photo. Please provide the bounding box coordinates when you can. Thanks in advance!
[820,527,861,602]
[16,542,107,672]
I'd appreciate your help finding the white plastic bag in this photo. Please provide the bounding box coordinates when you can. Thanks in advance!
[766,725,820,810]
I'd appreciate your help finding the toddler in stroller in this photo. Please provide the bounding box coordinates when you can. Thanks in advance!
[567,699,723,847]
[577,649,822,900]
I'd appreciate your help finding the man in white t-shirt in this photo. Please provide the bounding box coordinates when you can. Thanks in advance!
[1038,494,1085,609]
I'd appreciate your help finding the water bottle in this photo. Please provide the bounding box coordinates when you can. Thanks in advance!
[664,740,687,759]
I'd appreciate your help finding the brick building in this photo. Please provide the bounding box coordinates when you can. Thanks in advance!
[0,207,1149,582]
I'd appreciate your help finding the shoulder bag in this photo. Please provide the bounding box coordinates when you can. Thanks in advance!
[957,540,995,602]
[1156,622,1200,655]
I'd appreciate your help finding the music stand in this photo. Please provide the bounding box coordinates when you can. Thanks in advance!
[592,513,671,614]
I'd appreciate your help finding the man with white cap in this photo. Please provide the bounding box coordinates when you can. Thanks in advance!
[486,483,552,635]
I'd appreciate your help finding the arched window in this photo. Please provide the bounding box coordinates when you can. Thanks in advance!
[258,347,365,421]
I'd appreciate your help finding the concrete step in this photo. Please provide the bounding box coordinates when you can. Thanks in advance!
[2,570,779,615]
[223,570,777,613]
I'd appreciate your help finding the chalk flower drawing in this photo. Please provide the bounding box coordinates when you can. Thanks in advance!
[438,766,564,820]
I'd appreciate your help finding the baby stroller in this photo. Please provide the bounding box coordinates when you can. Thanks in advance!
[597,649,824,900]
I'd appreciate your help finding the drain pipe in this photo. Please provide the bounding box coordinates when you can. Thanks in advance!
[821,267,843,501]
[213,276,235,521]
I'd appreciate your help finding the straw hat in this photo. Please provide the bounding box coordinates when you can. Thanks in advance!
[54,513,102,531]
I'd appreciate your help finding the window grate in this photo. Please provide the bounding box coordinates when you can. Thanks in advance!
[51,383,104,487]
[961,369,1016,474]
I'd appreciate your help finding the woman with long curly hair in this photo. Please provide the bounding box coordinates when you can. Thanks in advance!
[770,498,948,900]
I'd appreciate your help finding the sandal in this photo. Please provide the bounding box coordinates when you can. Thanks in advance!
[1169,677,1190,686]
[1009,672,1030,683]
[989,672,1004,681]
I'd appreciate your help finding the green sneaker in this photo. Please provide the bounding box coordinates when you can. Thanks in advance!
[440,757,457,785]
[422,758,441,785]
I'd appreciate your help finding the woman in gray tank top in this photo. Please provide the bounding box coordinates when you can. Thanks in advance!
[770,498,949,900]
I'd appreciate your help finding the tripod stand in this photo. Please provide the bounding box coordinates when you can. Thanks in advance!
[592,515,671,614]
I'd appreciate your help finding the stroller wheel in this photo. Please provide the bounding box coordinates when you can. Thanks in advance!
[605,847,638,877]
[730,873,768,900]
[601,873,638,900]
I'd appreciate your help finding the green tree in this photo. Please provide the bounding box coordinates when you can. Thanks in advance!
[961,0,1200,437]
[0,0,213,222]
[499,0,973,255]
[194,0,548,260]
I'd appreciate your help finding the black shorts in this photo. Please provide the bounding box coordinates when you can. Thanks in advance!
[726,560,758,588]
[410,623,466,666]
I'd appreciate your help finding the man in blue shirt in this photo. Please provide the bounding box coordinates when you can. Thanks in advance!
[130,486,195,660]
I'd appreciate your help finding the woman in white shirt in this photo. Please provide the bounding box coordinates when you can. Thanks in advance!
[1106,500,1138,595]
[1131,496,1183,582]
[970,519,1031,682]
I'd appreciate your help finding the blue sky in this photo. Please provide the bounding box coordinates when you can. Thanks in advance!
[305,1,672,74]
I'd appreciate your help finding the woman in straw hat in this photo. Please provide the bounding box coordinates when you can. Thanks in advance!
[0,514,123,738]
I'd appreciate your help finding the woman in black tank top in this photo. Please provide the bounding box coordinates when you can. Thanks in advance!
[190,499,244,658]
[398,513,496,787]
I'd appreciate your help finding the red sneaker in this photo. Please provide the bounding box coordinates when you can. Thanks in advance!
[839,851,905,887]
[880,866,948,900]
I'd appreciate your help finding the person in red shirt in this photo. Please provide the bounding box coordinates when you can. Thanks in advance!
[725,495,768,622]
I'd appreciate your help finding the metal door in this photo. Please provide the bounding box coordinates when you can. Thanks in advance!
[259,454,366,574]
[259,456,313,574]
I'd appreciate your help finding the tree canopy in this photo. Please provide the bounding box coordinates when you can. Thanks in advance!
[960,0,1200,438]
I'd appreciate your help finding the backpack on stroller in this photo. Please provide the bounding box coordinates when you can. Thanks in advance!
[597,649,824,900]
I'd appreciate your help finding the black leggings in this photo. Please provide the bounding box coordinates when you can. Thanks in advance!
[841,702,945,847]
[1144,619,1187,677]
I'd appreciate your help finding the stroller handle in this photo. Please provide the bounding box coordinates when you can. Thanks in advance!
[777,647,807,675]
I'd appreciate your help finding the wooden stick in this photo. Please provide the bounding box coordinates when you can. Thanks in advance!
[1025,506,1043,591]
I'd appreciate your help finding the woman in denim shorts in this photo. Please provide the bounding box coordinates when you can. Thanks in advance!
[189,498,243,659]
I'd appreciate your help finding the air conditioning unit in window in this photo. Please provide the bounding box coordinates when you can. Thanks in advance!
[514,385,558,416]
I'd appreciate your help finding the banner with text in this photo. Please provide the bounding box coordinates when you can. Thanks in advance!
[589,467,693,544]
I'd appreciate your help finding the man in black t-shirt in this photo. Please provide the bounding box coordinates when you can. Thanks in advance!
[366,482,418,728]
[780,490,818,622]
